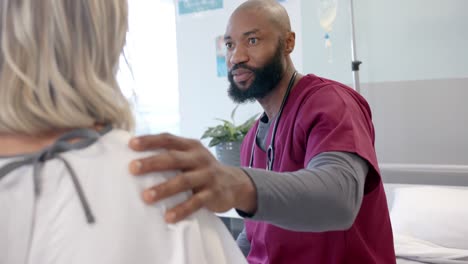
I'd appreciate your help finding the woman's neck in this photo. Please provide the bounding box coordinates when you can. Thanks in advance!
[0,125,103,156]
[0,132,66,156]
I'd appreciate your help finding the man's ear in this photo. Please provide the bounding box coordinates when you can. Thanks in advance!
[285,31,296,54]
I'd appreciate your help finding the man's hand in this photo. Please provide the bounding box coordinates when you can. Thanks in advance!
[128,133,257,223]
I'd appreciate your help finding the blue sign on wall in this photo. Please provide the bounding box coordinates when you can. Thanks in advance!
[178,0,223,15]
[215,35,227,77]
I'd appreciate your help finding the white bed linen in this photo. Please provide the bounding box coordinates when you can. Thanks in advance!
[394,234,468,264]
[396,258,426,264]
[390,186,468,250]
[390,185,468,264]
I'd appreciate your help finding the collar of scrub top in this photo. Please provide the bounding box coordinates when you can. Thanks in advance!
[0,125,112,224]
[249,71,297,171]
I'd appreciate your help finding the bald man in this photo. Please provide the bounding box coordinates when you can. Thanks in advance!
[129,0,396,263]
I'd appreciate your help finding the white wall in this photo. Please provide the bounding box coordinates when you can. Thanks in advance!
[365,78,468,165]
[175,0,303,140]
[355,0,468,83]
[301,0,468,83]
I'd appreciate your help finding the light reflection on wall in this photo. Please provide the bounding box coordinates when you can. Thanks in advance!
[118,1,180,135]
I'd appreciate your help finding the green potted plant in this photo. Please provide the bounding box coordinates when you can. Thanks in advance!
[201,105,258,166]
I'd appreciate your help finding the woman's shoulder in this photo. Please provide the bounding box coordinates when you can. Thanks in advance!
[65,129,169,171]
[62,129,179,201]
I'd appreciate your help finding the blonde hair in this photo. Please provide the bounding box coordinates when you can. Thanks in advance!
[0,0,134,135]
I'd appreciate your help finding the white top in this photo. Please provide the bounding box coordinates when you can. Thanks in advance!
[0,129,246,264]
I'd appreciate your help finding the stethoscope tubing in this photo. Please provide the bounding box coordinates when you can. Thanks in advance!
[248,71,298,171]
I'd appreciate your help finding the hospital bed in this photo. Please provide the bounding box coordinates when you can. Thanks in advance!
[381,163,468,264]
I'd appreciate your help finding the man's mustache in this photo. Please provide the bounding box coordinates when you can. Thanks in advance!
[229,64,256,75]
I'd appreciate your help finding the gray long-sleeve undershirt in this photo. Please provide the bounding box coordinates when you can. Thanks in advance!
[235,115,368,256]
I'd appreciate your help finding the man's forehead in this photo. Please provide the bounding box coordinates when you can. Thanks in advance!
[225,9,273,37]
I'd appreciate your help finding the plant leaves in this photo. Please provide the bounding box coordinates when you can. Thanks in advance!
[237,113,260,133]
[230,104,239,124]
[201,107,260,146]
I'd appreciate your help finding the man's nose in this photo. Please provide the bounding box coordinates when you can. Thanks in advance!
[229,45,249,66]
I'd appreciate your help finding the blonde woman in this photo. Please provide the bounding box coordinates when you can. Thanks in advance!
[0,0,245,263]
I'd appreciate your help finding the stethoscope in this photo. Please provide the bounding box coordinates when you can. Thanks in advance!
[248,71,298,171]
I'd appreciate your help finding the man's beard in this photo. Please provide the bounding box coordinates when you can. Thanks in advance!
[227,44,285,104]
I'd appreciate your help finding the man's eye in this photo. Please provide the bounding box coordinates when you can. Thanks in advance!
[248,38,258,45]
[225,42,233,49]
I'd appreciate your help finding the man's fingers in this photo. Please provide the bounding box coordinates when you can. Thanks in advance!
[164,190,214,223]
[129,133,199,152]
[130,149,195,175]
[142,170,209,203]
